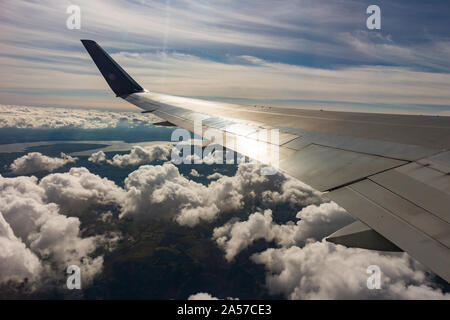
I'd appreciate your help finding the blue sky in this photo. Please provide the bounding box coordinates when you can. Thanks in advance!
[0,0,449,113]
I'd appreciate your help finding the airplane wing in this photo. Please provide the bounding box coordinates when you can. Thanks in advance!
[81,40,450,283]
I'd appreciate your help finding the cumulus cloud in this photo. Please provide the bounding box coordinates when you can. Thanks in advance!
[207,172,224,180]
[212,193,449,299]
[188,292,238,300]
[188,292,219,300]
[0,105,159,129]
[100,211,113,223]
[190,169,200,177]
[88,150,106,163]
[39,167,126,215]
[120,163,224,226]
[213,210,276,261]
[106,145,173,167]
[0,173,118,288]
[9,152,77,175]
[119,162,321,227]
[0,211,43,287]
[213,202,353,261]
[252,241,450,300]
[270,202,355,247]
[261,178,323,208]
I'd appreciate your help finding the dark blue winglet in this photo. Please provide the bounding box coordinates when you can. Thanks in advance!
[81,40,144,97]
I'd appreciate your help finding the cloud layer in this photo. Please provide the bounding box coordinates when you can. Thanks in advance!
[2,148,448,299]
[0,105,159,129]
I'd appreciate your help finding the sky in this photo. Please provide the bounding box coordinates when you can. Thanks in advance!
[0,0,449,114]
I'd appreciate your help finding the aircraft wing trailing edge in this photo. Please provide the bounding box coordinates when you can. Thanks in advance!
[82,40,450,283]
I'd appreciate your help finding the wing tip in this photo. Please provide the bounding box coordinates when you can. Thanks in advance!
[80,39,97,47]
[80,39,144,97]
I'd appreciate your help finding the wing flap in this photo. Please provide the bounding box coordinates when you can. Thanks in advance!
[370,165,450,224]
[326,220,402,252]
[282,130,439,161]
[327,179,450,282]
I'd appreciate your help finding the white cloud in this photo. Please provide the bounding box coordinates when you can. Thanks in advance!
[276,202,355,247]
[88,150,106,163]
[0,211,43,287]
[9,152,77,175]
[261,178,323,208]
[207,172,224,180]
[120,163,223,225]
[106,145,172,167]
[0,173,116,288]
[188,292,238,300]
[213,203,353,261]
[251,241,450,300]
[100,211,113,223]
[188,292,219,300]
[119,162,322,227]
[190,169,200,177]
[39,167,126,215]
[176,206,221,228]
[213,210,276,261]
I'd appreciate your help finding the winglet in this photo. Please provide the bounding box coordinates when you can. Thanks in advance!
[81,40,144,97]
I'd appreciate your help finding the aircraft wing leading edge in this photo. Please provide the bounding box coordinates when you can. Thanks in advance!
[81,40,450,283]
